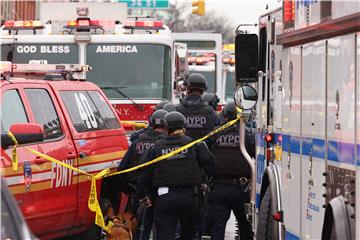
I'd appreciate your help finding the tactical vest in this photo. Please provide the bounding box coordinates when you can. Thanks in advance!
[152,136,202,187]
[177,104,216,141]
[127,130,165,183]
[211,125,251,179]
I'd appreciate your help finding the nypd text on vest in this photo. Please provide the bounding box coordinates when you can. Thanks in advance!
[162,147,188,159]
[216,134,239,147]
[186,116,207,128]
[136,142,155,154]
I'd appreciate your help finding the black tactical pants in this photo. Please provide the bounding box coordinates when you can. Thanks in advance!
[154,187,201,240]
[209,182,253,240]
[127,193,153,240]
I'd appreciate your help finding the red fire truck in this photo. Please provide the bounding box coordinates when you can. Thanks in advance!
[1,5,190,134]
[1,5,226,132]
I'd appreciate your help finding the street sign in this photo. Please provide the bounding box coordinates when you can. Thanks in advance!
[119,0,169,9]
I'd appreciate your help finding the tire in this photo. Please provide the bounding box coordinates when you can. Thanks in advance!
[86,198,115,240]
[256,187,274,240]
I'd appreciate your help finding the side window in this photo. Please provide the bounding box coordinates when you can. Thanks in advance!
[87,91,121,130]
[259,27,267,101]
[25,89,63,140]
[1,90,28,132]
[60,91,120,133]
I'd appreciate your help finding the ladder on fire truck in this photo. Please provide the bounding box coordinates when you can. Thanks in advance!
[0,61,91,81]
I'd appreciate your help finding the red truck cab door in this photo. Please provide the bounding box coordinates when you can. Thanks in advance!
[18,83,78,238]
[52,81,128,234]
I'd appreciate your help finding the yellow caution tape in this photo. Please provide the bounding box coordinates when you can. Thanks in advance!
[108,116,241,177]
[88,169,114,233]
[25,147,92,177]
[121,121,148,129]
[7,131,19,171]
[6,115,242,233]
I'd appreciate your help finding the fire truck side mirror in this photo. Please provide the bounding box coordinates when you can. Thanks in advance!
[1,123,44,149]
[174,42,189,81]
[234,85,258,110]
[235,33,258,83]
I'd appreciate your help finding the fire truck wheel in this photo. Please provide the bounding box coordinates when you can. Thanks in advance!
[86,198,115,240]
[256,187,274,240]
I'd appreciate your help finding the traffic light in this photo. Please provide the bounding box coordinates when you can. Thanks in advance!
[192,0,205,16]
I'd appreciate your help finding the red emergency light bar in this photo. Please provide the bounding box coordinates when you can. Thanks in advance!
[223,57,230,63]
[66,19,101,28]
[3,20,44,30]
[124,20,164,30]
[195,56,208,65]
[222,57,235,65]
[284,0,295,22]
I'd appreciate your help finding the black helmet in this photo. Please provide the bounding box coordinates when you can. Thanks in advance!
[162,103,177,112]
[184,73,207,92]
[149,109,168,127]
[223,101,237,120]
[162,112,186,130]
[202,93,219,110]
[155,100,169,110]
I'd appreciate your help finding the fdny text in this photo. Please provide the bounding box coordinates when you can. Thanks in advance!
[51,160,74,188]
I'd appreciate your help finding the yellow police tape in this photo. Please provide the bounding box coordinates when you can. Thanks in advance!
[107,116,241,177]
[7,115,241,233]
[121,120,148,130]
[6,133,113,233]
[7,131,19,171]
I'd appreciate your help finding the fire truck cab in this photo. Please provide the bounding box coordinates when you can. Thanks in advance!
[0,62,128,239]
[0,16,175,130]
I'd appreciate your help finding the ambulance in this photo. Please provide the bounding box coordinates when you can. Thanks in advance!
[234,1,359,239]
[0,62,128,239]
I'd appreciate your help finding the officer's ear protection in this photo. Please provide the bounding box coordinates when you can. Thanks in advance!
[160,118,168,128]
[183,78,190,89]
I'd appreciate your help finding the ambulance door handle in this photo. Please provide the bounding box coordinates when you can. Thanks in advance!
[34,156,46,164]
[67,153,77,159]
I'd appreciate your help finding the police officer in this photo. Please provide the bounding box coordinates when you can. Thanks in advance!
[143,111,216,240]
[208,101,254,240]
[156,100,169,110]
[118,109,168,240]
[202,93,220,111]
[162,103,177,112]
[130,100,169,142]
[176,73,220,140]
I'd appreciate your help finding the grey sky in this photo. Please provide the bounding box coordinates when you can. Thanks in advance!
[172,0,282,33]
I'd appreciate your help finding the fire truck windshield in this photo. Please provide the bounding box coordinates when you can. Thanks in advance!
[86,43,171,100]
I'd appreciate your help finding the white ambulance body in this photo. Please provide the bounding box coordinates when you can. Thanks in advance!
[239,1,359,239]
